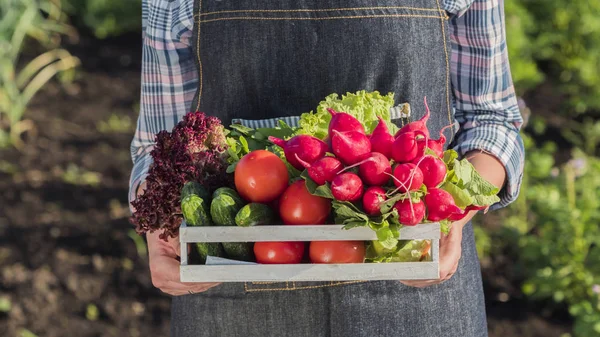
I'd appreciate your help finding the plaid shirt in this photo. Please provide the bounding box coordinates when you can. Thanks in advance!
[130,0,525,210]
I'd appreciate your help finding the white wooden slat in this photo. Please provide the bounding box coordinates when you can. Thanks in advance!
[180,262,439,282]
[431,239,440,278]
[180,242,188,266]
[180,223,440,243]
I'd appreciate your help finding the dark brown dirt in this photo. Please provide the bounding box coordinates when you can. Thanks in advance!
[0,34,572,337]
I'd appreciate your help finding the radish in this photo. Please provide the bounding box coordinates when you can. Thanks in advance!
[415,124,455,158]
[393,198,425,226]
[331,130,371,165]
[269,135,329,171]
[415,156,446,188]
[392,163,424,192]
[425,188,464,222]
[295,155,342,186]
[448,205,487,221]
[394,97,431,138]
[358,152,392,186]
[362,187,387,216]
[369,117,395,159]
[328,108,365,135]
[331,173,364,202]
[391,130,425,163]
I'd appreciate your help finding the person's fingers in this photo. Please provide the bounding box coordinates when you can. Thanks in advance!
[166,233,182,257]
[149,245,221,295]
[160,281,221,296]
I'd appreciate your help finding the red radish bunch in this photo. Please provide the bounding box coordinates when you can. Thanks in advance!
[369,117,395,159]
[424,188,463,221]
[363,187,387,216]
[393,199,425,226]
[358,152,392,186]
[291,101,484,230]
[415,156,446,188]
[296,155,342,185]
[391,130,425,163]
[269,135,329,170]
[392,163,424,192]
[331,130,371,165]
[328,108,366,135]
[331,173,364,202]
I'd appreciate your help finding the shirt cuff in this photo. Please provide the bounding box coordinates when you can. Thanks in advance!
[451,122,525,210]
[128,153,154,213]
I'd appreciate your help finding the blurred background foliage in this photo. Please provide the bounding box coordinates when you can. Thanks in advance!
[1,0,599,336]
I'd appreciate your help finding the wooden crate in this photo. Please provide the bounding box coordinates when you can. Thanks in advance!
[179,222,440,282]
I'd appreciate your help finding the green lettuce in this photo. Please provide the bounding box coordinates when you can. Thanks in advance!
[297,90,399,139]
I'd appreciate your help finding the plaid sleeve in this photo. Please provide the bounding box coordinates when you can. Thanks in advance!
[129,0,198,208]
[447,0,525,210]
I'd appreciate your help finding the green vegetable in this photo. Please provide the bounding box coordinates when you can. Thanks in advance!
[181,195,212,226]
[441,150,501,208]
[366,239,431,262]
[297,90,399,139]
[181,181,210,203]
[235,203,275,227]
[221,242,255,262]
[212,187,244,203]
[209,188,254,261]
[180,190,223,263]
[210,191,245,226]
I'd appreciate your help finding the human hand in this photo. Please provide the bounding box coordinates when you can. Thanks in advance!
[147,230,221,296]
[400,219,467,288]
[136,181,221,296]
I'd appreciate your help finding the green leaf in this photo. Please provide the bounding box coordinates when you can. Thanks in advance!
[229,124,254,135]
[472,194,501,206]
[239,136,249,153]
[301,170,334,199]
[443,149,459,167]
[468,170,500,196]
[342,220,368,229]
[226,163,237,174]
[453,159,473,187]
[441,182,474,208]
[332,200,369,222]
[440,219,452,235]
[376,226,399,250]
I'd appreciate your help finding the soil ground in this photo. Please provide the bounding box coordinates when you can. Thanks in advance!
[0,33,572,337]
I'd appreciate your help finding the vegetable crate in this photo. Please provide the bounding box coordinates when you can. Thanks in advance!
[180,222,440,282]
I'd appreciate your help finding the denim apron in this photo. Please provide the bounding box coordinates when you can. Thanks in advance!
[173,1,488,336]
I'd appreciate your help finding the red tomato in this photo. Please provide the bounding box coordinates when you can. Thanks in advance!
[279,180,331,225]
[254,242,305,264]
[235,150,289,203]
[309,241,366,263]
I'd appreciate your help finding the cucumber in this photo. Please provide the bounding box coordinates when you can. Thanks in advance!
[212,187,244,204]
[209,188,254,260]
[180,191,223,263]
[181,181,210,204]
[222,242,255,262]
[181,194,212,226]
[235,203,275,227]
[210,190,245,226]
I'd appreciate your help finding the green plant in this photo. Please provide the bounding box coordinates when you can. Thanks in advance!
[63,0,141,39]
[505,0,600,115]
[0,0,80,148]
[495,131,600,336]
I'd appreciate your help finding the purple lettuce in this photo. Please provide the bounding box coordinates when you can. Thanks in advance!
[130,112,231,240]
